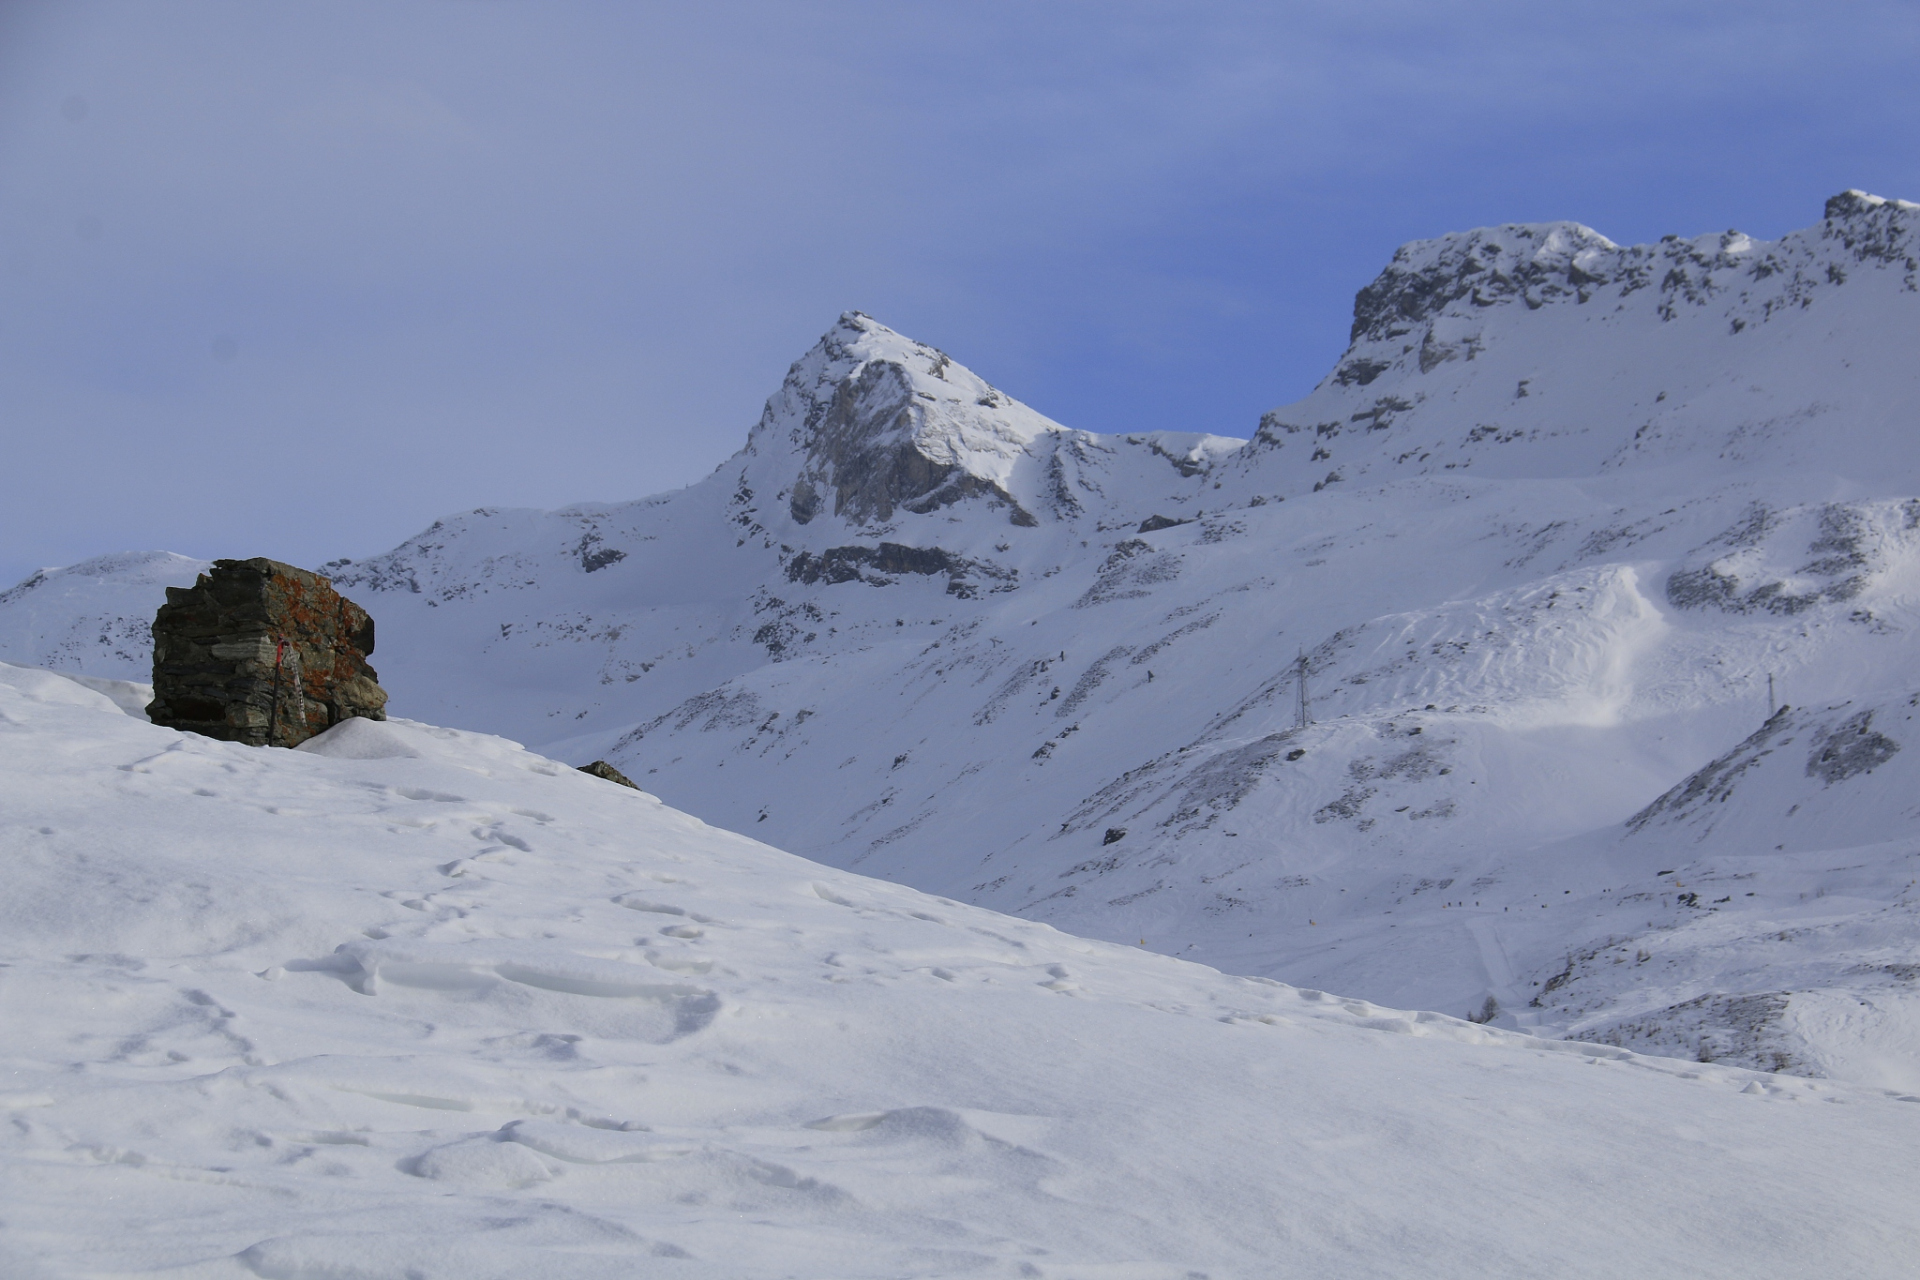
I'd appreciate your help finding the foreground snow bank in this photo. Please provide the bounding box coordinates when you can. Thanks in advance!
[3,661,1917,1278]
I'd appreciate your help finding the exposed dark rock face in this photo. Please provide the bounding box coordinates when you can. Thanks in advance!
[1807,710,1899,783]
[787,542,957,585]
[1073,539,1179,609]
[772,318,1040,529]
[578,759,639,789]
[146,558,387,747]
[783,542,1016,599]
[1316,193,1917,401]
[788,478,822,524]
[1345,220,1620,346]
[1573,991,1801,1074]
[576,532,626,573]
[798,364,1037,525]
[1665,502,1909,616]
[1137,515,1189,533]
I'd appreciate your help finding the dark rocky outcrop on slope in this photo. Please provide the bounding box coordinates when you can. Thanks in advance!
[787,360,997,525]
[761,314,1044,529]
[146,558,387,747]
[783,542,1016,598]
[578,759,640,789]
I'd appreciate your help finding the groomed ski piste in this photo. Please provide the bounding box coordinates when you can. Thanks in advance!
[5,660,1919,1278]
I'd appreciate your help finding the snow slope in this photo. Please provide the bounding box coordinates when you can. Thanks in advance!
[9,192,1920,1086]
[5,661,1920,1278]
[0,551,209,681]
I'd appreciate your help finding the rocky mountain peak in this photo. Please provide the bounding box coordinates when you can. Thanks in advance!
[1323,194,1920,398]
[1824,188,1920,220]
[746,312,1065,528]
[1347,220,1620,348]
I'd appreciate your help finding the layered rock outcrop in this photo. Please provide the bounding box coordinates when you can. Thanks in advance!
[146,558,387,747]
[747,313,1055,529]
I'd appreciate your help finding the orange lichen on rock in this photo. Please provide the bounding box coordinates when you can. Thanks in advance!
[146,558,388,747]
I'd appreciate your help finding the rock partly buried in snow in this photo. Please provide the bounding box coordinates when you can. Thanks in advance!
[146,558,387,747]
[578,759,639,788]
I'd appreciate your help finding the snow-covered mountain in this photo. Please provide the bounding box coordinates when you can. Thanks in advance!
[0,550,211,677]
[8,191,1920,1086]
[7,660,1919,1277]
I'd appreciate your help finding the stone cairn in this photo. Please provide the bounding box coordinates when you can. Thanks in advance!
[146,558,388,748]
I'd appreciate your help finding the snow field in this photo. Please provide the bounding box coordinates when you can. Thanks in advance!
[6,663,1920,1277]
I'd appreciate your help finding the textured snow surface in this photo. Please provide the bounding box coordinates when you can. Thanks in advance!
[5,663,1920,1279]
[9,195,1920,1092]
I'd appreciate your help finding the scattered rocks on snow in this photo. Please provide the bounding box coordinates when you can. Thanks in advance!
[146,558,387,748]
[1806,710,1900,783]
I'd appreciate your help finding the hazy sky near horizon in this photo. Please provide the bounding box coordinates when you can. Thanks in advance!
[4,1,1918,584]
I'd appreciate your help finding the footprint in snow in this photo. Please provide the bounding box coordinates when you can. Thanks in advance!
[614,895,687,916]
[409,1136,553,1188]
[499,1119,689,1164]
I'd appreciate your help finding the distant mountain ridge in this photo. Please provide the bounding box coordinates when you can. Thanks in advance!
[8,192,1920,1087]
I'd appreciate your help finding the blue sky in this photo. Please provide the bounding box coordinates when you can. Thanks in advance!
[3,1,1918,585]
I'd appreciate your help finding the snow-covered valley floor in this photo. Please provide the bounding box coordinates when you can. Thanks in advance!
[5,661,1919,1278]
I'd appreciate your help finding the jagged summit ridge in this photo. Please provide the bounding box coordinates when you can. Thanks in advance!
[747,312,1066,528]
[1251,191,1920,496]
[1345,220,1623,352]
[1317,190,1919,394]
[1826,188,1920,219]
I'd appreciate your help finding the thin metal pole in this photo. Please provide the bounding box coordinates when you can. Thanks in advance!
[268,637,283,746]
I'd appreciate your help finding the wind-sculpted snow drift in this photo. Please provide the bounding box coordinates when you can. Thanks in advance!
[5,661,1920,1277]
[8,192,1920,1086]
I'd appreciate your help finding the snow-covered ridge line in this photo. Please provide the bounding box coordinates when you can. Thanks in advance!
[0,550,211,678]
[1248,190,1920,502]
[1328,187,1918,384]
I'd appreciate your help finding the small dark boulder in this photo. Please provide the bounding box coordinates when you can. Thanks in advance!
[578,760,639,789]
[147,558,387,748]
[1102,827,1127,845]
[1137,515,1190,534]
